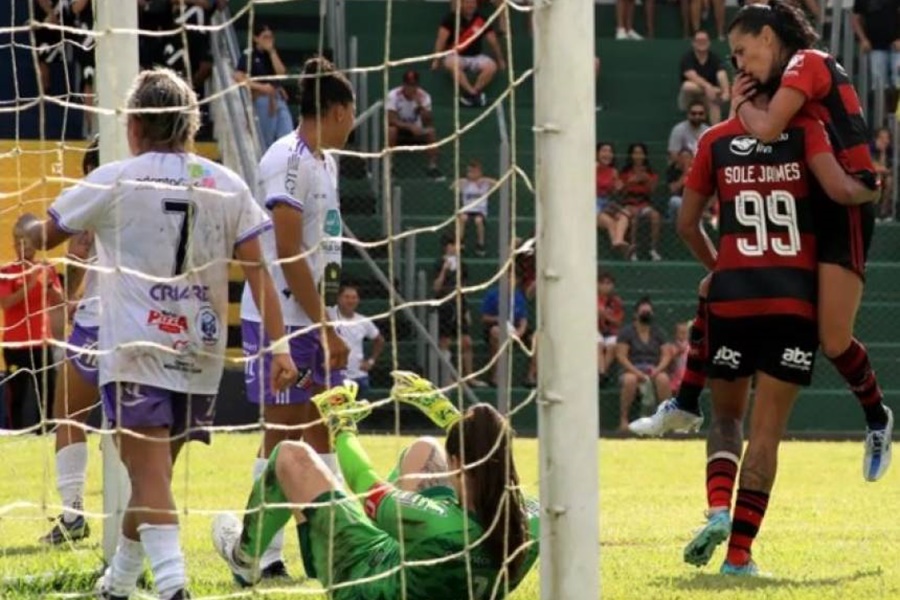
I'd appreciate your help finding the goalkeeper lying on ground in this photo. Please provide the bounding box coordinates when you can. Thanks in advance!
[212,371,539,599]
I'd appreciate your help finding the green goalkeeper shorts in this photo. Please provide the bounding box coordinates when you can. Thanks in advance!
[300,490,400,600]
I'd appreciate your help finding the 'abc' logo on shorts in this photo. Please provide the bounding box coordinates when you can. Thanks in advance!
[713,346,742,370]
[781,347,813,371]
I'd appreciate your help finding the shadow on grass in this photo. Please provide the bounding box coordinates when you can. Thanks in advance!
[658,567,883,591]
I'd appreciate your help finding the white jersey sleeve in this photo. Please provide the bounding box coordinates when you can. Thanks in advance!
[48,162,118,233]
[240,133,342,327]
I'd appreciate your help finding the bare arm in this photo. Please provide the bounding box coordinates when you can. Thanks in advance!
[851,14,869,45]
[64,231,93,302]
[268,49,287,77]
[677,188,717,271]
[716,69,730,100]
[432,27,451,68]
[736,86,806,143]
[234,70,275,96]
[615,342,643,377]
[387,110,412,131]
[655,343,673,373]
[432,264,449,294]
[420,107,434,128]
[808,153,880,205]
[25,218,72,252]
[236,236,286,345]
[486,31,505,67]
[272,205,326,324]
[684,69,714,92]
[368,334,385,364]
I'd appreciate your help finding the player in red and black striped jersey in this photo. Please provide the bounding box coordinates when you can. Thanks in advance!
[673,92,877,576]
[727,1,893,482]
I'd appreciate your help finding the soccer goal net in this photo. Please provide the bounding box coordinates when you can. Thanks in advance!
[0,0,597,598]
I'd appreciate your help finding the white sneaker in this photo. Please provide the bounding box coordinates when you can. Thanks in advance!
[212,513,259,587]
[629,398,704,437]
[616,27,628,40]
[650,249,663,261]
[626,29,644,40]
[863,406,893,482]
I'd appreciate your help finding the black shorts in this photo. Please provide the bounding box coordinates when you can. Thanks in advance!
[706,314,818,386]
[438,302,470,338]
[34,26,64,64]
[396,129,430,145]
[814,199,875,281]
[74,43,95,86]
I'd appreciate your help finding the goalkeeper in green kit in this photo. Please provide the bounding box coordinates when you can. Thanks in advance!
[212,371,540,599]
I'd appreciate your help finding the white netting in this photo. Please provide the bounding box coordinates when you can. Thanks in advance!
[0,0,542,598]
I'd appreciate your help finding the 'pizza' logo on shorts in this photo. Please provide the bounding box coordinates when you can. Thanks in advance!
[713,346,742,370]
[781,347,813,371]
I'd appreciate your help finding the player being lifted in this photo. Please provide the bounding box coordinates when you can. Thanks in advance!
[35,137,99,545]
[23,68,297,600]
[677,88,877,574]
[631,1,894,482]
[212,371,539,599]
[238,56,353,578]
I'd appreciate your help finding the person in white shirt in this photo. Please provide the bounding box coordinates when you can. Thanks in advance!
[386,69,443,180]
[238,57,354,578]
[330,284,385,395]
[452,158,496,257]
[23,68,297,600]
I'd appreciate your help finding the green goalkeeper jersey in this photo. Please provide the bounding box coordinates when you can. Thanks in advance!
[366,486,540,600]
[305,485,540,600]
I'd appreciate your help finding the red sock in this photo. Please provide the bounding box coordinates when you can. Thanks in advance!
[828,339,888,426]
[676,297,708,413]
[726,489,770,566]
[706,453,739,511]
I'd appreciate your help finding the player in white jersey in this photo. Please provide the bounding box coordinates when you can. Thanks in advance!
[452,158,496,257]
[37,137,101,546]
[23,68,298,600]
[238,56,355,579]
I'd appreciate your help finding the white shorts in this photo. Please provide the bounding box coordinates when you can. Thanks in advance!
[597,334,617,346]
[445,53,495,73]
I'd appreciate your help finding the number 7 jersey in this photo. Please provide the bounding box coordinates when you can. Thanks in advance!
[685,115,833,321]
[48,152,271,395]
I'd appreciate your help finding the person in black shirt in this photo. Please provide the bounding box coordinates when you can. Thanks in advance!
[677,30,730,124]
[431,0,505,107]
[852,0,900,105]
[234,23,294,150]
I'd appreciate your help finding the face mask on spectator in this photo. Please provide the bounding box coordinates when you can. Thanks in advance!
[638,311,653,324]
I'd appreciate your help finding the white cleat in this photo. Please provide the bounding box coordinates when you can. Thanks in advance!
[212,513,259,587]
[629,398,704,437]
[863,406,893,482]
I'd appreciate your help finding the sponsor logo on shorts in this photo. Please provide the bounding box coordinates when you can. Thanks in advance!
[149,284,210,302]
[196,306,220,347]
[77,340,99,372]
[148,310,189,334]
[295,367,313,390]
[781,347,813,371]
[712,346,742,370]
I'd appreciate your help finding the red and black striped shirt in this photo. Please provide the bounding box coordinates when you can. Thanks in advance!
[686,115,833,320]
[781,49,876,181]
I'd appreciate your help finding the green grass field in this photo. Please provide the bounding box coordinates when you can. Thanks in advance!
[1,434,898,599]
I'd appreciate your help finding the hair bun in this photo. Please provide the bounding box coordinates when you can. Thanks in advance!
[302,56,335,78]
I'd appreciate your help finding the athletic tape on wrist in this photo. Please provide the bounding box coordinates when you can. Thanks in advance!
[270,337,290,355]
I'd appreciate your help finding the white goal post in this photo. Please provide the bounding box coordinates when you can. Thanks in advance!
[533,0,600,598]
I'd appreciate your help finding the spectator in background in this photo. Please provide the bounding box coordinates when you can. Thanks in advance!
[481,270,530,386]
[0,216,65,431]
[234,23,294,150]
[678,30,729,124]
[852,0,900,109]
[453,158,497,257]
[615,297,672,432]
[595,142,631,256]
[871,127,894,221]
[32,0,65,93]
[620,143,662,261]
[432,0,506,107]
[667,101,709,163]
[615,0,655,39]
[667,320,690,396]
[330,284,385,397]
[433,235,485,386]
[387,70,444,180]
[667,149,693,220]
[69,0,95,138]
[138,0,174,70]
[690,0,726,40]
[173,0,215,91]
[597,271,625,382]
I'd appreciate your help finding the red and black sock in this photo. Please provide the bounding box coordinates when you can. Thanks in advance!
[726,489,769,567]
[828,339,889,428]
[676,297,707,415]
[706,453,739,511]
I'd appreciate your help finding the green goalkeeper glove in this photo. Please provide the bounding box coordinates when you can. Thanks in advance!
[312,381,372,438]
[390,370,461,431]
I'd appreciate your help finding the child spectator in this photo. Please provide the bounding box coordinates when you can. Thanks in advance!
[620,143,662,261]
[871,127,894,222]
[597,271,625,382]
[453,159,496,257]
[595,142,631,256]
[386,70,443,180]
